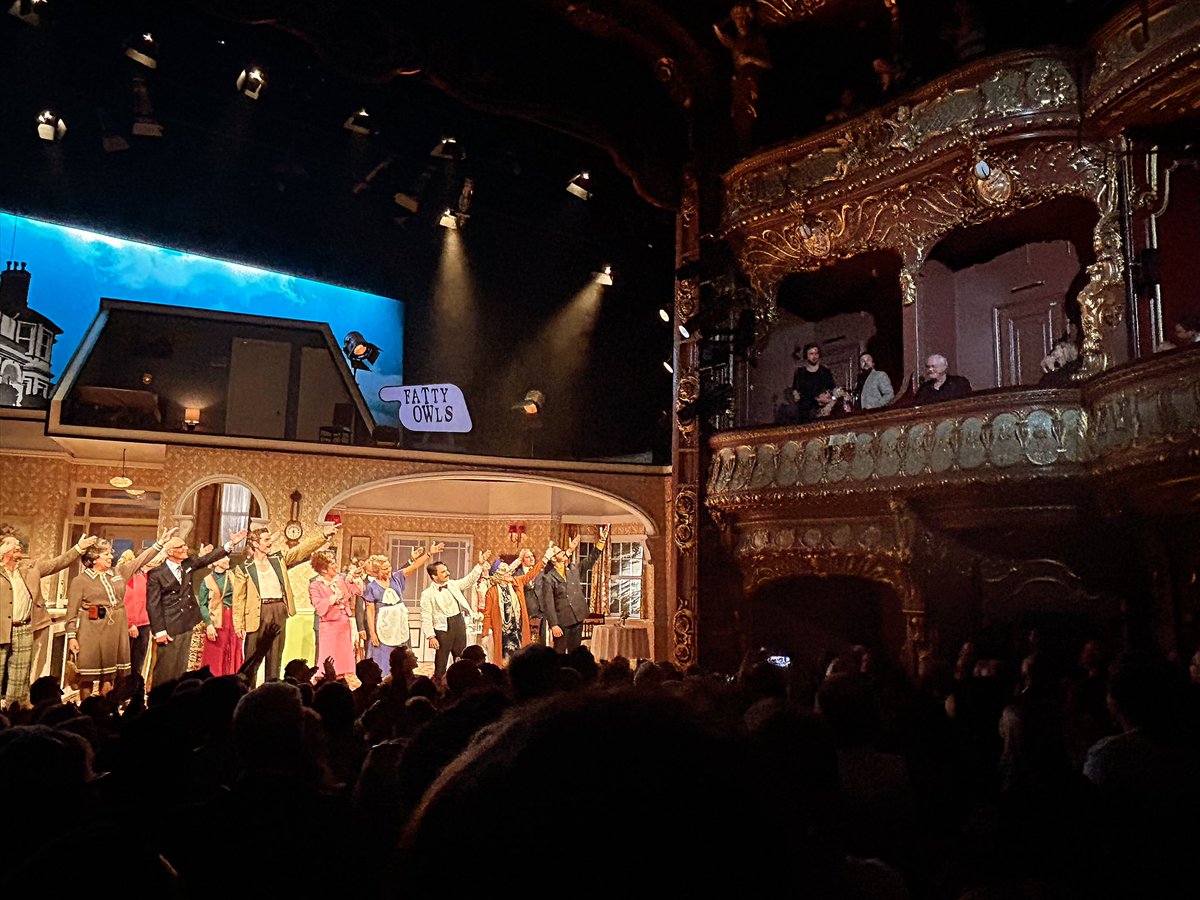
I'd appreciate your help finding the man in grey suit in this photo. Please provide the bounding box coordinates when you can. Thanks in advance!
[539,526,608,654]
[1,534,97,705]
[146,530,247,684]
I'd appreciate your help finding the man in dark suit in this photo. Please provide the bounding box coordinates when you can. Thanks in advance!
[147,530,247,684]
[539,526,608,654]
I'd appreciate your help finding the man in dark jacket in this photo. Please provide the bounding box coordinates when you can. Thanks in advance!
[538,526,608,654]
[147,530,246,684]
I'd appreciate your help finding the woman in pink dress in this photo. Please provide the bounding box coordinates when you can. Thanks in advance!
[309,551,362,679]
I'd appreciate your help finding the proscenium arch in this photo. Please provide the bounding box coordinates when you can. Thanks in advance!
[318,471,659,536]
[172,474,271,523]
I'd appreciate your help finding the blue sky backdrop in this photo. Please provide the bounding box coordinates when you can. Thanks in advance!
[2,211,403,422]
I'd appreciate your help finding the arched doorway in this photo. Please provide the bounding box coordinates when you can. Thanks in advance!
[173,476,268,548]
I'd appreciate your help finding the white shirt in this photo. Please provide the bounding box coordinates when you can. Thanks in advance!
[254,558,285,599]
[3,564,33,623]
[419,564,482,636]
[166,560,183,583]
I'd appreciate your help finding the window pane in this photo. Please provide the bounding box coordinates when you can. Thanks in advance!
[611,578,642,618]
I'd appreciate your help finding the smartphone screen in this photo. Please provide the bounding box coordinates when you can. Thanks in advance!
[766,654,791,668]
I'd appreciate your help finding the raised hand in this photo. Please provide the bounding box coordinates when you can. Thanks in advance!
[229,529,249,546]
[199,543,214,556]
[158,526,179,544]
[478,549,493,565]
[599,524,611,544]
[323,655,337,681]
[430,541,446,554]
[77,534,99,551]
[322,521,340,538]
[568,534,581,554]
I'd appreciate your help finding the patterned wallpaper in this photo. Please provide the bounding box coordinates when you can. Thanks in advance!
[336,512,556,565]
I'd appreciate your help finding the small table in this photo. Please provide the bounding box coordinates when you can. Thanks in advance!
[589,623,650,662]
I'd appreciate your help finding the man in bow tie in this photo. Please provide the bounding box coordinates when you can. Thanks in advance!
[146,529,248,685]
[419,549,491,683]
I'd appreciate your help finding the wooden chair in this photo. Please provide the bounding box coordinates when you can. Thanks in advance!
[581,613,606,641]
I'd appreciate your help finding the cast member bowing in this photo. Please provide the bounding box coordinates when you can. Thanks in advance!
[309,551,364,681]
[540,526,608,654]
[482,541,550,663]
[66,526,176,699]
[146,529,248,685]
[232,521,339,684]
[420,549,492,682]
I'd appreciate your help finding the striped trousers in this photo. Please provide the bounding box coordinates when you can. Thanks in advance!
[0,622,34,706]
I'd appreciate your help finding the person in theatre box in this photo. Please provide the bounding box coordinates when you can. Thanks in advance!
[146,530,248,685]
[481,541,551,664]
[309,550,364,680]
[791,342,846,421]
[232,522,339,684]
[855,352,895,410]
[362,544,442,671]
[538,526,609,654]
[66,527,175,699]
[419,549,491,683]
[1,533,98,706]
[198,554,242,676]
[913,353,972,405]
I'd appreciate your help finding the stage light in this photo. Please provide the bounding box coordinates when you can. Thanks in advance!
[678,324,690,339]
[566,170,591,200]
[344,107,372,135]
[342,331,381,371]
[183,407,201,432]
[663,360,674,374]
[659,307,670,322]
[592,264,613,286]
[236,66,266,99]
[431,136,461,159]
[393,192,419,214]
[8,0,47,27]
[513,389,545,416]
[125,32,158,69]
[36,109,66,141]
[131,75,163,137]
[439,208,459,229]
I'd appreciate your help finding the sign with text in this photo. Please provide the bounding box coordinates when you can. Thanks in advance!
[380,383,472,433]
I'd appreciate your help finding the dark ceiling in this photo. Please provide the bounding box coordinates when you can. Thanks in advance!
[0,0,1138,462]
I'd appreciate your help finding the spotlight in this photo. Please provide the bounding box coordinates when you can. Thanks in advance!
[393,192,419,214]
[663,360,674,374]
[678,324,690,339]
[124,32,158,69]
[512,389,545,416]
[974,159,992,180]
[183,407,201,433]
[658,307,671,322]
[8,0,46,26]
[592,264,613,286]
[342,331,381,371]
[131,76,163,137]
[236,66,266,99]
[431,136,462,160]
[343,107,372,135]
[36,109,66,141]
[439,208,459,229]
[566,171,592,200]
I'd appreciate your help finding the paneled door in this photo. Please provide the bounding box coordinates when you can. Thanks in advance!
[994,295,1065,387]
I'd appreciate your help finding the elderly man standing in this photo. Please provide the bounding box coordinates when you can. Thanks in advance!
[914,353,972,405]
[1,533,98,705]
[232,523,338,684]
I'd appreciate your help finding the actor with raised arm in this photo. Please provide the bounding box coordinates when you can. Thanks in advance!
[232,522,338,684]
[419,548,491,682]
[540,526,608,654]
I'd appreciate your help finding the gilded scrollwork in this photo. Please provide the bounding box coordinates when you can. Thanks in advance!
[671,606,695,668]
[1075,150,1126,378]
[675,276,699,320]
[673,486,698,553]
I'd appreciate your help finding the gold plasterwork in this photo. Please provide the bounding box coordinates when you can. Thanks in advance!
[671,606,696,667]
[673,486,698,553]
[675,276,699,320]
[1075,152,1126,378]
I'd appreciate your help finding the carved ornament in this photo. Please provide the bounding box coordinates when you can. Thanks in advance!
[673,486,698,553]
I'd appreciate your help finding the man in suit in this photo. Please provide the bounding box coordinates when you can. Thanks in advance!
[540,526,608,654]
[420,549,491,682]
[1,533,98,705]
[232,523,338,684]
[147,530,247,685]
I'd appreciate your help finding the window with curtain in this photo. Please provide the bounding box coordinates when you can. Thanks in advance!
[580,539,643,618]
[217,482,251,547]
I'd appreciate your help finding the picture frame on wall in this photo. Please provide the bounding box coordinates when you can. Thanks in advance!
[349,535,371,560]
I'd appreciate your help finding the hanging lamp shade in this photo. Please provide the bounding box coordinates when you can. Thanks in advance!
[109,450,134,490]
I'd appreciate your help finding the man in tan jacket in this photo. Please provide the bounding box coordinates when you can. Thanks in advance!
[232,523,338,683]
[1,533,98,705]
